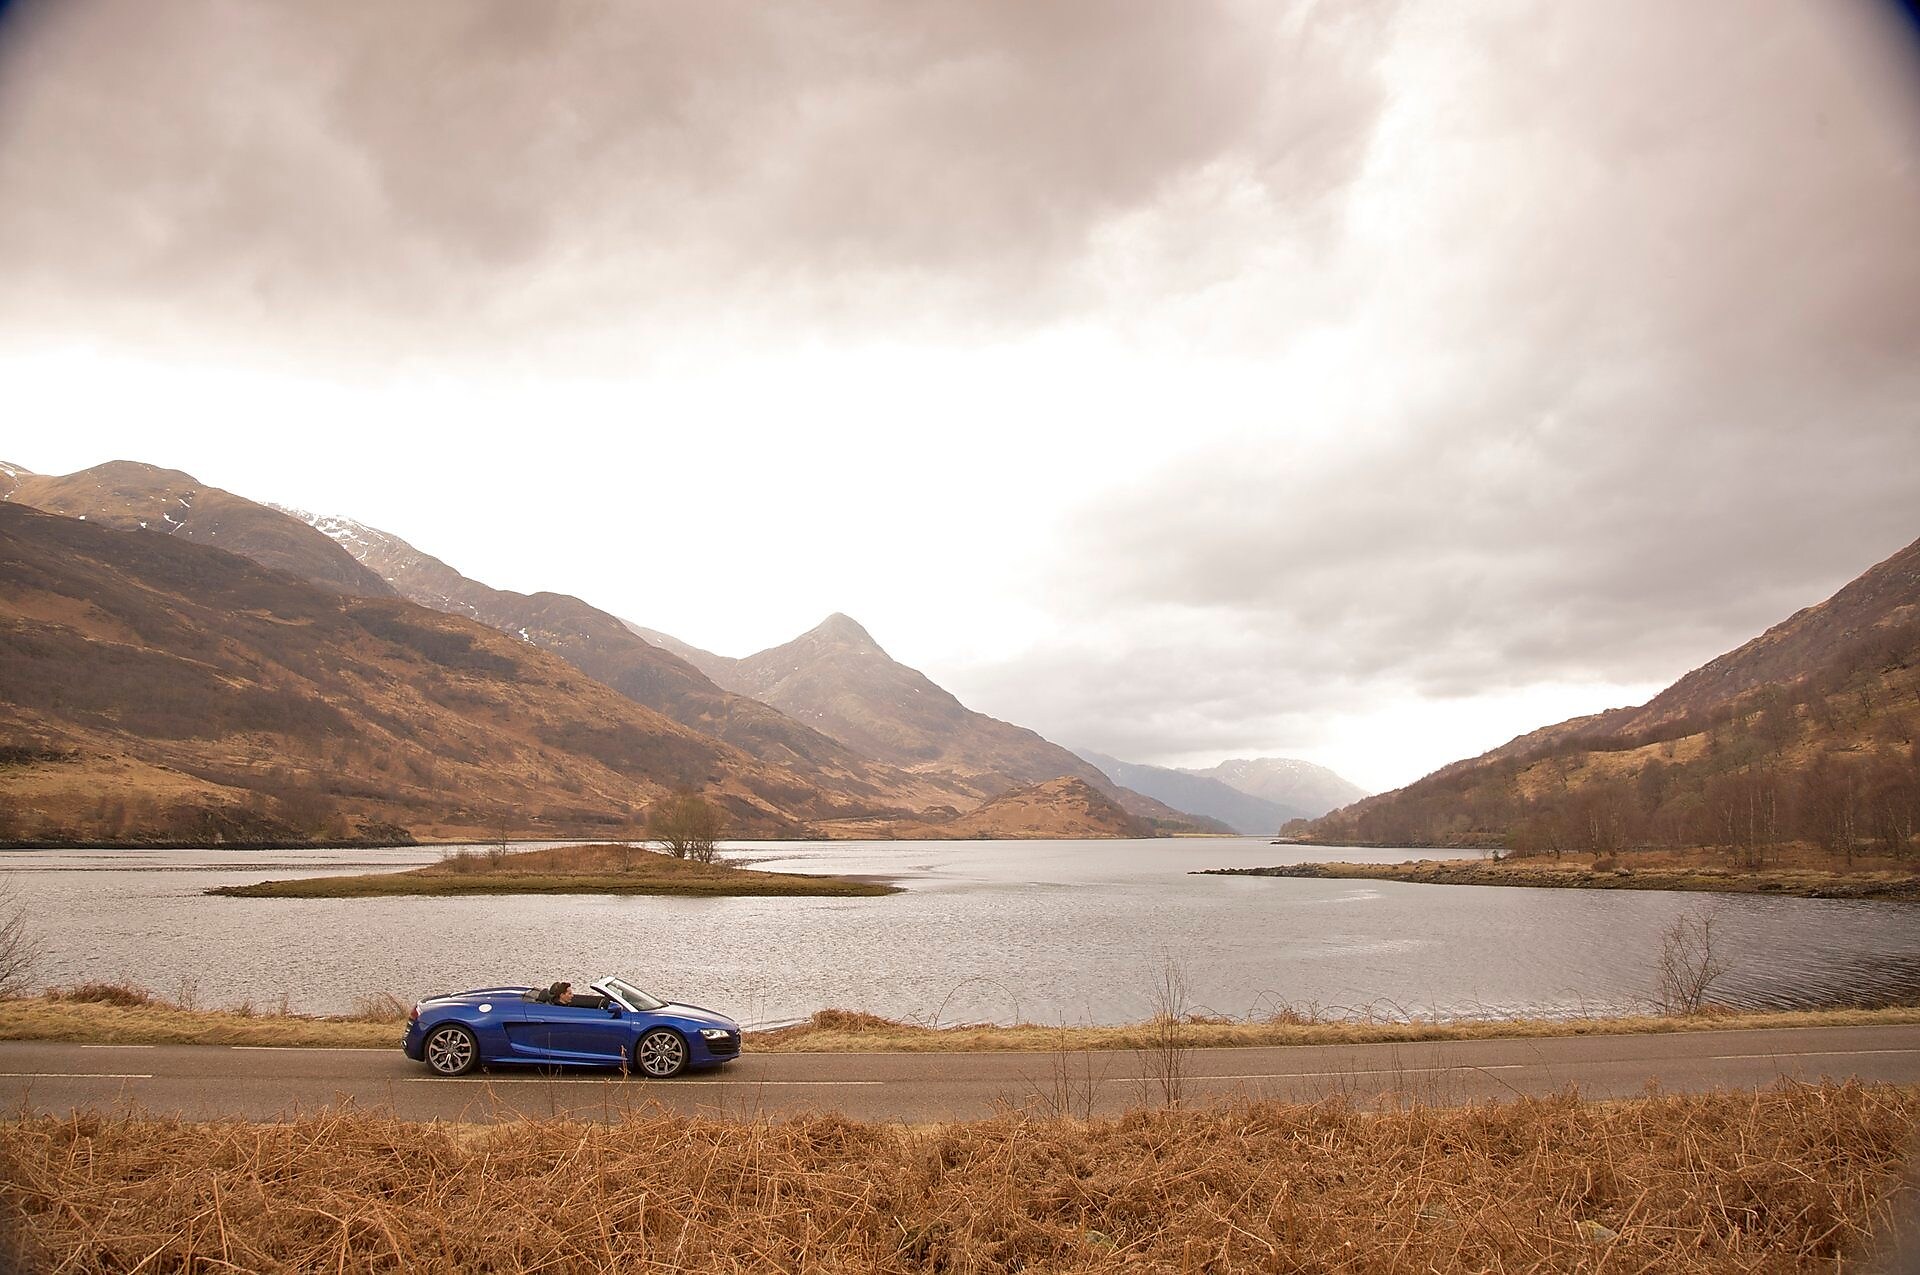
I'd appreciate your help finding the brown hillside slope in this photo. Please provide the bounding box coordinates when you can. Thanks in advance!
[687,614,1225,832]
[1306,534,1920,859]
[4,461,394,599]
[0,505,915,844]
[818,776,1157,840]
[286,513,976,813]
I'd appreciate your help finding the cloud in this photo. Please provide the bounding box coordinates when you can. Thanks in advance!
[938,1,1920,778]
[0,0,1396,358]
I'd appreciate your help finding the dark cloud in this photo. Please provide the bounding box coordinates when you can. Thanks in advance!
[0,0,1395,356]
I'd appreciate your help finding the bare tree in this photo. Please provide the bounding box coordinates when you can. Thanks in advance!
[649,792,726,863]
[0,880,40,999]
[1656,905,1729,1015]
[1137,959,1192,1108]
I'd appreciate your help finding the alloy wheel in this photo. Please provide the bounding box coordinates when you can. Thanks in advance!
[636,1029,687,1078]
[425,1026,477,1076]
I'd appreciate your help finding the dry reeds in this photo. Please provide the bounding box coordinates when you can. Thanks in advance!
[0,1083,1913,1272]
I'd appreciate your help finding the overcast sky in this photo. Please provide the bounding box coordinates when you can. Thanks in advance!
[3,1,1918,792]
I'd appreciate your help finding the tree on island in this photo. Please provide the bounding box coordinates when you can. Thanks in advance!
[649,791,726,864]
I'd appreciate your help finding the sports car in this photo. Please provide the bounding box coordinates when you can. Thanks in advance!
[402,975,742,1077]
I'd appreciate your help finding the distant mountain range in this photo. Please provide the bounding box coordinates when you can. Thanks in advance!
[623,614,1218,829]
[1306,533,1920,858]
[0,458,1250,842]
[1073,751,1366,835]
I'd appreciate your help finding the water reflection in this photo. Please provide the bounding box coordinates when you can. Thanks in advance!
[5,838,1920,1025]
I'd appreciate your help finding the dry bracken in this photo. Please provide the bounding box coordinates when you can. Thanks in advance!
[0,1083,1915,1272]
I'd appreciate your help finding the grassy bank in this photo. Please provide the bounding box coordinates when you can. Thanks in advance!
[1209,856,1920,900]
[2,1085,1914,1272]
[207,841,896,899]
[8,985,1920,1053]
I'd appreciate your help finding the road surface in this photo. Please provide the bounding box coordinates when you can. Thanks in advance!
[3,1024,1917,1123]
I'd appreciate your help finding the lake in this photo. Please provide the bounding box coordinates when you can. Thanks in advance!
[7,838,1920,1027]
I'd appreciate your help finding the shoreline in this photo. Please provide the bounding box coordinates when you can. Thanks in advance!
[1205,859,1920,901]
[7,990,1920,1053]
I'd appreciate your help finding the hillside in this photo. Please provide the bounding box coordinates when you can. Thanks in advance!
[648,614,1218,829]
[1182,757,1368,818]
[815,777,1156,840]
[0,505,920,844]
[1305,534,1920,864]
[3,461,394,599]
[282,512,966,810]
[1074,749,1294,835]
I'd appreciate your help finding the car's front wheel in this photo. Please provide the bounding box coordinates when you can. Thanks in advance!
[423,1024,479,1076]
[633,1028,688,1078]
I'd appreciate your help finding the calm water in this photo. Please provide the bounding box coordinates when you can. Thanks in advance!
[7,838,1920,1027]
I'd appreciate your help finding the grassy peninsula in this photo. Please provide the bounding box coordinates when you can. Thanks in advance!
[1208,847,1920,900]
[206,842,896,900]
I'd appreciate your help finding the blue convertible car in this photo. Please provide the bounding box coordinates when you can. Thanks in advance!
[403,975,742,1077]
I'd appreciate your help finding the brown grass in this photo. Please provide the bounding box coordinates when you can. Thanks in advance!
[1,1084,1915,1272]
[0,984,402,1048]
[206,842,896,898]
[753,1003,1920,1054]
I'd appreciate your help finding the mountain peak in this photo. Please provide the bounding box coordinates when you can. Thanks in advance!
[807,612,882,651]
[77,459,202,487]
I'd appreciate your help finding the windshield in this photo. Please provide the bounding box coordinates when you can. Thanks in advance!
[599,978,665,1012]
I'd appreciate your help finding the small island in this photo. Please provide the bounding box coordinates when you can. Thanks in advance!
[208,842,897,899]
[1201,851,1920,901]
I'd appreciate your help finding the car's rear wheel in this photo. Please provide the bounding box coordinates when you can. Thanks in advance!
[634,1028,688,1078]
[424,1024,479,1076]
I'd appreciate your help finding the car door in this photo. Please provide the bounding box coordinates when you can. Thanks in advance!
[501,996,562,1060]
[543,1002,630,1062]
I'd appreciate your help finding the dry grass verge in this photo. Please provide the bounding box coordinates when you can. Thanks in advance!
[1,1084,1914,1272]
[0,984,402,1049]
[7,987,1920,1053]
[207,841,895,898]
[753,1003,1920,1053]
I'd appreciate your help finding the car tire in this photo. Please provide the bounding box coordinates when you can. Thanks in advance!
[633,1028,688,1078]
[423,1024,480,1076]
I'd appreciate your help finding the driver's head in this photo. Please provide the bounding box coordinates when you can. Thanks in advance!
[551,981,572,1003]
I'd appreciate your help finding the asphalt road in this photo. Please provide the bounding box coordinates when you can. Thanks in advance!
[3,1025,1918,1123]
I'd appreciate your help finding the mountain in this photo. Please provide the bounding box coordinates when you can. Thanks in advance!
[2,460,394,599]
[280,512,968,809]
[0,460,1227,839]
[651,614,1226,832]
[0,504,921,844]
[1074,749,1295,835]
[686,613,1114,785]
[1306,534,1920,858]
[1180,757,1368,820]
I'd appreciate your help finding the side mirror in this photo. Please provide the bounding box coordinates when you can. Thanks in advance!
[606,1004,622,1018]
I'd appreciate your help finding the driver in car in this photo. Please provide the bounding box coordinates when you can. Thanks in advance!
[546,981,609,1009]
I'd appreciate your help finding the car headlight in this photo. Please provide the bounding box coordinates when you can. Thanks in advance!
[699,1028,732,1040]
